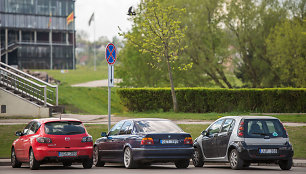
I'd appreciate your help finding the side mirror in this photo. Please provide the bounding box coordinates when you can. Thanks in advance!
[15,131,23,136]
[101,132,107,137]
[201,130,208,136]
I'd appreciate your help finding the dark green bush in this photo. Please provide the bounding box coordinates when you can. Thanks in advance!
[117,88,306,113]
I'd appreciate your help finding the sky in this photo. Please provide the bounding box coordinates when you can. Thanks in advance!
[75,0,140,42]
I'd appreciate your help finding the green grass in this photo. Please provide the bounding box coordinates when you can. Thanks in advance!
[1,124,305,159]
[37,64,108,86]
[59,86,124,115]
[116,112,306,123]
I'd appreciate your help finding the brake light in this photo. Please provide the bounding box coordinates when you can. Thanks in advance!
[238,120,244,137]
[81,136,93,142]
[280,122,288,136]
[184,137,193,144]
[141,138,154,145]
[36,137,52,143]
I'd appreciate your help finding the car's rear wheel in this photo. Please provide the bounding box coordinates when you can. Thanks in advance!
[124,147,137,169]
[243,161,251,168]
[279,158,293,170]
[175,159,190,169]
[63,161,72,167]
[29,149,40,170]
[229,149,243,170]
[82,159,93,169]
[11,148,22,168]
[192,147,204,167]
[93,146,105,167]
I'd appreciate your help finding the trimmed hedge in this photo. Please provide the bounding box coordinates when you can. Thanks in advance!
[117,88,306,113]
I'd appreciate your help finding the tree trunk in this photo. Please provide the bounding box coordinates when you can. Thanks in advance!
[166,57,178,112]
[206,71,225,88]
[216,68,233,88]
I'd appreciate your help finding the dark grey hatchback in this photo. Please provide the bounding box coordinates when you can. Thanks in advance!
[93,118,194,169]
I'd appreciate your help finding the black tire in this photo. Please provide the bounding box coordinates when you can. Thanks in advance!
[192,147,204,167]
[123,147,137,169]
[243,161,251,168]
[175,159,190,169]
[82,159,93,169]
[93,146,105,167]
[229,149,243,170]
[279,158,293,170]
[29,149,40,170]
[63,161,72,167]
[11,148,22,168]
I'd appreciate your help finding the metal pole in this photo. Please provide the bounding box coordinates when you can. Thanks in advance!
[56,85,58,106]
[5,29,8,64]
[93,13,96,71]
[72,3,75,70]
[108,64,111,132]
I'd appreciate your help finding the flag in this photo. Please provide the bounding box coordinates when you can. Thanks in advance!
[67,12,74,25]
[88,13,95,26]
[48,12,52,28]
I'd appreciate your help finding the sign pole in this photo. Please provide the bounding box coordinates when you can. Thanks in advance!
[108,64,111,132]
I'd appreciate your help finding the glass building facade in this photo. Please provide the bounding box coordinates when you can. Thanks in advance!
[0,0,75,69]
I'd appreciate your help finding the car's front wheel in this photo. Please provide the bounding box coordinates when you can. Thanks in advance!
[175,159,190,168]
[93,146,105,167]
[279,158,293,170]
[124,147,137,169]
[11,148,22,168]
[229,149,243,170]
[29,149,40,170]
[192,147,204,167]
[82,159,93,169]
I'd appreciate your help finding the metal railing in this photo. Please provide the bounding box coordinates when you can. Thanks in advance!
[0,62,58,106]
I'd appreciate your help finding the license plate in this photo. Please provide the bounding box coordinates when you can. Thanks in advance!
[59,151,77,157]
[259,149,278,154]
[160,139,179,144]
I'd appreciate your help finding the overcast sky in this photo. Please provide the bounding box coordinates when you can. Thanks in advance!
[75,0,140,41]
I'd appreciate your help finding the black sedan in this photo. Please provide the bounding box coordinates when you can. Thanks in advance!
[93,118,194,169]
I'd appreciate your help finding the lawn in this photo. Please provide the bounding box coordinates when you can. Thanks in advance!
[37,64,109,86]
[116,112,306,123]
[1,124,305,159]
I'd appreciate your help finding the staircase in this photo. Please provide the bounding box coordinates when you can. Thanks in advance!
[0,62,61,117]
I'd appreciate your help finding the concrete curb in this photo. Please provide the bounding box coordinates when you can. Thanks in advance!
[0,159,305,167]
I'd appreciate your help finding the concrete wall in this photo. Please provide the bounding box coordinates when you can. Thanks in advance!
[0,88,49,117]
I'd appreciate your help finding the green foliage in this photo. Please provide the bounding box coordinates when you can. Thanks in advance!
[266,18,306,87]
[118,88,306,113]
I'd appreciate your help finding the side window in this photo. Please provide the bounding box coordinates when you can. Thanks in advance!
[28,122,38,135]
[119,121,132,135]
[108,121,125,136]
[208,119,224,135]
[221,119,233,133]
[23,121,34,135]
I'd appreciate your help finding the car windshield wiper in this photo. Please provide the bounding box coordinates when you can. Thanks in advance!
[251,132,268,136]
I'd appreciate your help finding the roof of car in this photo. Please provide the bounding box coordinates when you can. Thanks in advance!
[220,116,278,119]
[32,118,82,124]
[125,118,171,122]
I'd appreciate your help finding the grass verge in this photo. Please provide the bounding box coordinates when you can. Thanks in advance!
[116,112,306,123]
[0,124,305,159]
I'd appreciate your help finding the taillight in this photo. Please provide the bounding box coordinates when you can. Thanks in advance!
[36,137,52,143]
[184,137,193,144]
[238,120,244,137]
[81,136,93,142]
[141,138,154,145]
[280,121,288,136]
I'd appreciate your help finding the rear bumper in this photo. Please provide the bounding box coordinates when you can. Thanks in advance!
[237,144,294,162]
[34,146,93,162]
[132,147,194,162]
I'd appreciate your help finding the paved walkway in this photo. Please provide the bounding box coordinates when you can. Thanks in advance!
[71,79,122,87]
[1,114,306,126]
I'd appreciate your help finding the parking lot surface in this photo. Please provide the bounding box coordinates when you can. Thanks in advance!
[1,164,305,174]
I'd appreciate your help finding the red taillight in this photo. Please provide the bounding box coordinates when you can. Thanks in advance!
[184,137,193,144]
[238,120,244,137]
[36,137,52,143]
[141,138,154,145]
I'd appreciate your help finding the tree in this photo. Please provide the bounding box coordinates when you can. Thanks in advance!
[266,18,306,87]
[122,0,188,112]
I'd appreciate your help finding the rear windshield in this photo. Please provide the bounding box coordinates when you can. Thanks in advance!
[44,121,85,135]
[244,119,287,138]
[135,120,183,133]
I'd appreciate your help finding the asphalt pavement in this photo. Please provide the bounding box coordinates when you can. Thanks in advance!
[0,164,306,174]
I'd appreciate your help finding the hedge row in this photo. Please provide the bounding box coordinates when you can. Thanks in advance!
[117,88,306,113]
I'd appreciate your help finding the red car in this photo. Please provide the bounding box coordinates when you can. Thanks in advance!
[11,118,93,170]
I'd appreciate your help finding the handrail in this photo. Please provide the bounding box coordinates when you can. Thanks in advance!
[0,62,58,105]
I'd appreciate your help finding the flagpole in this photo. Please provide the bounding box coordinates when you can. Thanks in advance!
[73,5,75,70]
[93,12,96,71]
[50,12,53,70]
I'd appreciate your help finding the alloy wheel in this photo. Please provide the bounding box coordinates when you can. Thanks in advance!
[230,151,238,167]
[93,147,99,165]
[124,148,131,167]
